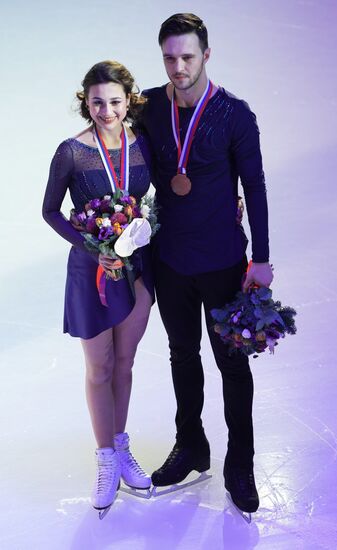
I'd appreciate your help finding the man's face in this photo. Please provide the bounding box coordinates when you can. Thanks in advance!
[161,32,210,90]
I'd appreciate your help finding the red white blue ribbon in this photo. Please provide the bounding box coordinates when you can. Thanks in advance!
[94,123,129,192]
[171,80,213,174]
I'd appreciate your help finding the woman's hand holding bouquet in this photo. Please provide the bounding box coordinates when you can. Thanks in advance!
[70,191,159,303]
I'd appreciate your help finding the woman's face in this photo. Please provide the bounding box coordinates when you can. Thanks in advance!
[87,82,130,132]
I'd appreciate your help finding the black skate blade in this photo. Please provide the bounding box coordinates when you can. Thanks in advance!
[120,484,152,499]
[151,471,212,497]
[226,492,252,524]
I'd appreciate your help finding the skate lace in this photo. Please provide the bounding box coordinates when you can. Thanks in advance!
[236,470,255,495]
[123,450,147,476]
[95,458,116,494]
[162,445,181,468]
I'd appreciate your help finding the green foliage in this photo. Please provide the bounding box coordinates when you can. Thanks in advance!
[140,195,161,237]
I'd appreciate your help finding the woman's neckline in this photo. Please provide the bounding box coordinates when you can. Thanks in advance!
[69,136,139,151]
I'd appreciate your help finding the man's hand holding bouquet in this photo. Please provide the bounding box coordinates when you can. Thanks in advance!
[211,261,297,357]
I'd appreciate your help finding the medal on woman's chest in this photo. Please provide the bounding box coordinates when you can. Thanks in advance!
[170,80,213,196]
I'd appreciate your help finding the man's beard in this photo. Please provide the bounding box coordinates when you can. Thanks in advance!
[171,60,204,91]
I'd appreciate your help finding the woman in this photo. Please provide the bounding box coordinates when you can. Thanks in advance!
[42,61,154,515]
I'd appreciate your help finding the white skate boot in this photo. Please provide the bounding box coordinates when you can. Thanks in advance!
[114,432,151,498]
[92,447,121,519]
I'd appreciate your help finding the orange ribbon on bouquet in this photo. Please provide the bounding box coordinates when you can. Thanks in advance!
[96,260,124,307]
[243,259,260,291]
[96,265,108,307]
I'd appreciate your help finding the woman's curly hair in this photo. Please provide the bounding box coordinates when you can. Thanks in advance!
[76,60,147,124]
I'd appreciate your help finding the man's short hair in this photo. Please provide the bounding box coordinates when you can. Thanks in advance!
[158,13,209,52]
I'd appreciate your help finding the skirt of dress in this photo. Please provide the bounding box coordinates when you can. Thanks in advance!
[63,245,154,339]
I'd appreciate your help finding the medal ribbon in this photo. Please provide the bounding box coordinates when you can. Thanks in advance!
[94,123,129,192]
[93,123,129,307]
[171,80,213,175]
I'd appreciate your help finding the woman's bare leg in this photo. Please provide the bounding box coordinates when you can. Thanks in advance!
[81,328,115,448]
[113,278,152,433]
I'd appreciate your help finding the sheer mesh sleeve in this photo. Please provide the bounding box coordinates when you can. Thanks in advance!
[42,141,98,260]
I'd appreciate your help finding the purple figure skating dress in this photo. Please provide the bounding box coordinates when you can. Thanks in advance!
[42,135,154,339]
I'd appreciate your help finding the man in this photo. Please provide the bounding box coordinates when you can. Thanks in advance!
[141,13,273,514]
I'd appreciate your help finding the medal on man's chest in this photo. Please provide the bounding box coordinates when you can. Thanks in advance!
[170,80,213,196]
[170,173,192,196]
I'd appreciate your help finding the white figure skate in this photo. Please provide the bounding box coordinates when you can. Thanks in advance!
[92,447,121,520]
[114,432,152,499]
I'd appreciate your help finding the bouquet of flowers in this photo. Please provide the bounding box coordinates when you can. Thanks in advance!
[211,286,297,358]
[70,190,159,280]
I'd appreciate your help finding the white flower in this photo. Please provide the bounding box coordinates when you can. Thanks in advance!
[87,209,95,217]
[103,195,111,200]
[114,204,124,212]
[102,218,111,227]
[242,328,251,339]
[141,204,150,218]
[267,337,276,353]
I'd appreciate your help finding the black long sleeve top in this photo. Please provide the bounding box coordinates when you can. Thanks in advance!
[141,85,269,275]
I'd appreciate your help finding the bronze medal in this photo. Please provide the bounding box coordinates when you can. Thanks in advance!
[171,173,192,196]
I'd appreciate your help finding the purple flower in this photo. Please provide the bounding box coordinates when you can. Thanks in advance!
[90,198,101,209]
[77,211,87,223]
[98,226,114,241]
[111,212,128,225]
[100,199,112,213]
[120,195,132,205]
[86,217,99,236]
[132,205,141,217]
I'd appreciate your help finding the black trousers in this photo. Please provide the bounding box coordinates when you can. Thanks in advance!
[154,256,254,469]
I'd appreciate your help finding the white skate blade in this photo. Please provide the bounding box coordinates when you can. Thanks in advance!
[120,484,152,499]
[95,482,120,520]
[151,471,212,497]
[97,504,112,520]
[226,492,252,524]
